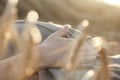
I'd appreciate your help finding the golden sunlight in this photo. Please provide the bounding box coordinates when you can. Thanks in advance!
[92,37,103,51]
[5,32,12,40]
[30,27,42,44]
[103,0,120,6]
[81,20,89,27]
[8,0,19,5]
[27,10,39,22]
[81,70,94,80]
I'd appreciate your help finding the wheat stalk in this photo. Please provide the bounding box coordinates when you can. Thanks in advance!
[94,48,111,80]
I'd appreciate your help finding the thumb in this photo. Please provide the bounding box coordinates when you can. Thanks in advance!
[53,26,70,37]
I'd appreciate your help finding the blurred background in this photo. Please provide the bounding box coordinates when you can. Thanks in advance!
[0,0,120,48]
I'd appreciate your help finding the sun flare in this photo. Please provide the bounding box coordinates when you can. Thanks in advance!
[103,0,120,6]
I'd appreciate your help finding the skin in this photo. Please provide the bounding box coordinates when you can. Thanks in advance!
[0,26,74,80]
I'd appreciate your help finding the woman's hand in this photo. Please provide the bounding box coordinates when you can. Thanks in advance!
[0,25,74,80]
[37,26,74,69]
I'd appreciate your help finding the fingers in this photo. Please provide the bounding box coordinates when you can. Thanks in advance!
[64,24,72,28]
[66,38,75,42]
[52,25,70,37]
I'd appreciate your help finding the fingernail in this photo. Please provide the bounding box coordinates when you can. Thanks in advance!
[64,24,72,28]
[63,27,69,32]
[64,25,71,31]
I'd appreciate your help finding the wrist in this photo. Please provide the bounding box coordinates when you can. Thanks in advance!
[34,45,48,71]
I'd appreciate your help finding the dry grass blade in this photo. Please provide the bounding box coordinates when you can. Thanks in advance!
[68,23,88,72]
[23,30,35,80]
[66,24,87,80]
[21,23,41,80]
[0,0,22,59]
[68,20,89,71]
[20,28,35,80]
[94,48,111,80]
[70,31,86,71]
[0,30,10,58]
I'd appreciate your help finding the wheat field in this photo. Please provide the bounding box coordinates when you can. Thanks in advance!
[0,0,120,80]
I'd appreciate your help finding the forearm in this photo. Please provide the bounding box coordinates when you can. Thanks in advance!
[0,53,42,80]
[0,44,52,80]
[0,45,49,80]
[0,54,26,80]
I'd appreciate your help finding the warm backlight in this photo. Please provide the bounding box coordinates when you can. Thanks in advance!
[103,0,120,6]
